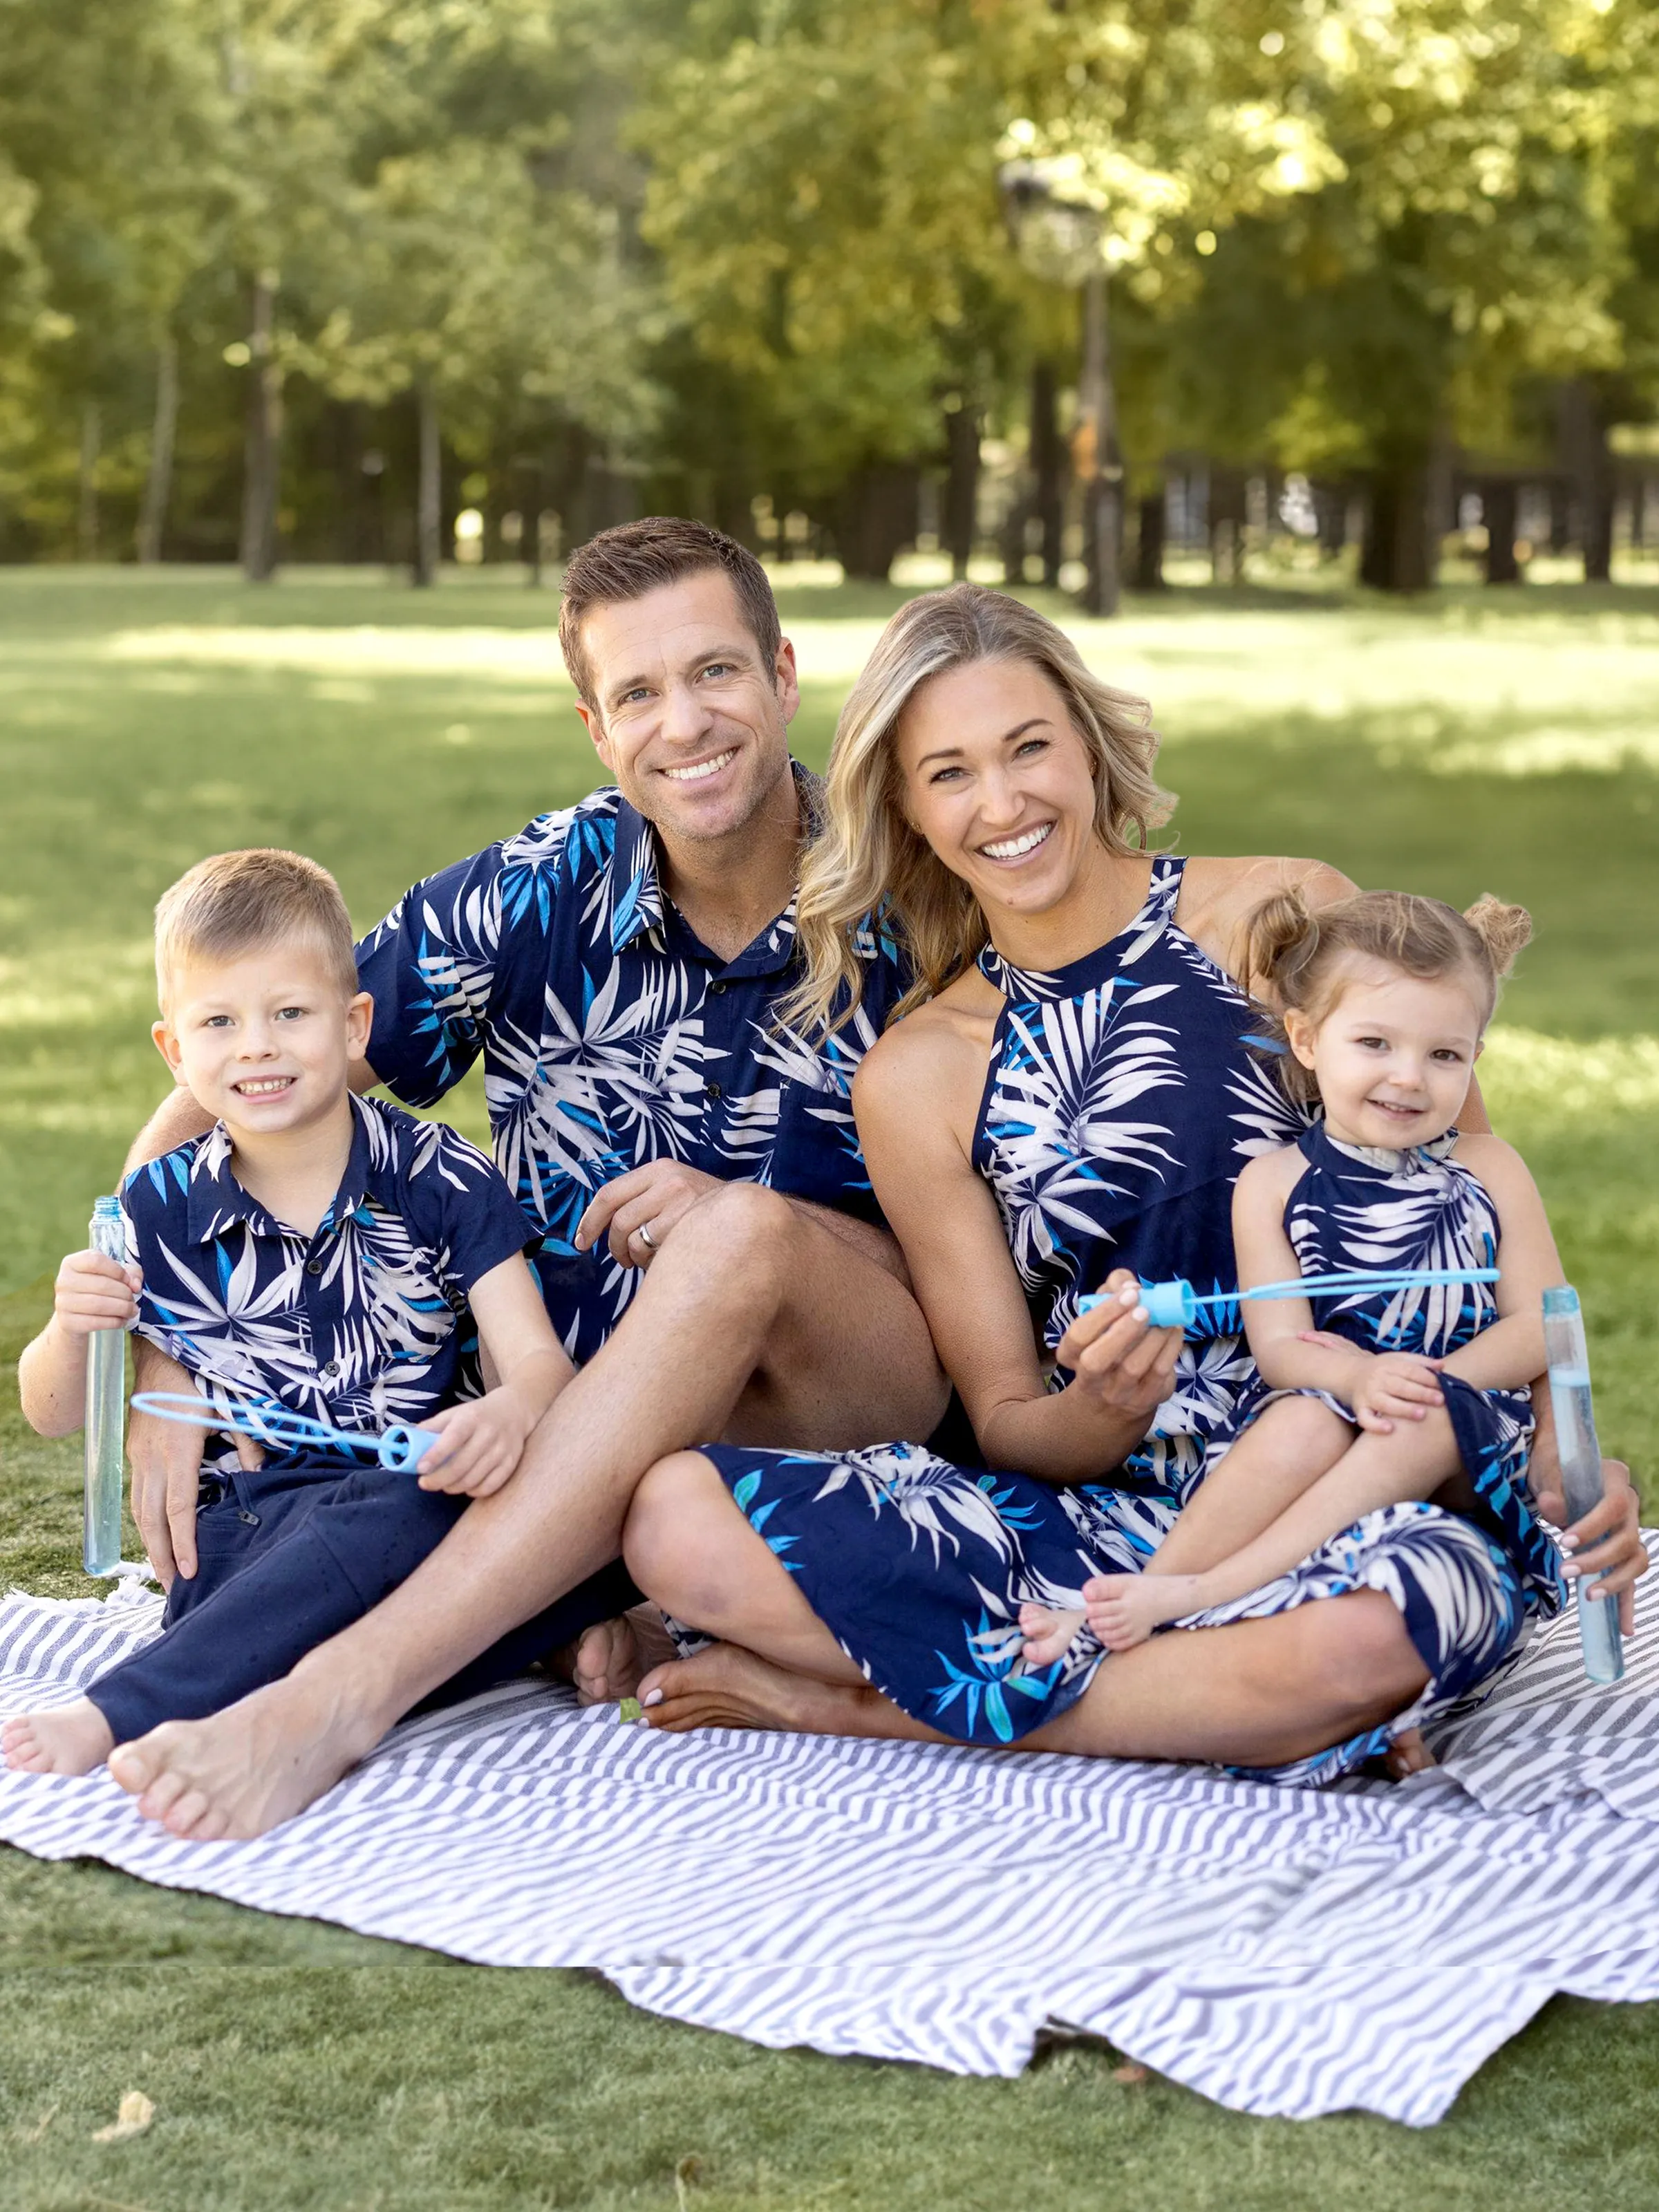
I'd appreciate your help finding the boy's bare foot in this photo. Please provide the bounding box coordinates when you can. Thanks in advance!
[106,1668,385,1841]
[1383,1726,1436,1780]
[2,1699,116,1776]
[1020,1602,1085,1668]
[1085,1571,1198,1652]
[637,1645,941,1742]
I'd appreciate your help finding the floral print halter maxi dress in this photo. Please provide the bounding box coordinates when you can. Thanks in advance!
[700,858,1540,1784]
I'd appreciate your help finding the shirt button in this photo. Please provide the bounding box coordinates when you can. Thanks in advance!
[704,1080,722,1100]
[306,1260,322,1277]
[321,1360,339,1380]
[709,981,728,996]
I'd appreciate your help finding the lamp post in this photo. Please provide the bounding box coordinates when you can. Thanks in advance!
[999,158,1122,616]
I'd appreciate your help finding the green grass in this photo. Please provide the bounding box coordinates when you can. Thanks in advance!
[3,565,1659,2207]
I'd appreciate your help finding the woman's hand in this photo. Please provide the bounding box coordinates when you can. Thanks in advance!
[1054,1271,1182,1427]
[53,1249,140,1335]
[1549,1460,1647,1634]
[413,1391,532,1499]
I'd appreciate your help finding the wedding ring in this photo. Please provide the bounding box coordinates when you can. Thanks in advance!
[636,1221,658,1252]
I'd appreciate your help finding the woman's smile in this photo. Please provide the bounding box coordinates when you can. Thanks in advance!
[977,821,1054,863]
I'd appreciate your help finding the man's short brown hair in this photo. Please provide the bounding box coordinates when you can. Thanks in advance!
[154,848,358,1010]
[558,516,782,711]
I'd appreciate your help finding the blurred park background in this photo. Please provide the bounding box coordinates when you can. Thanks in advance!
[3,0,1658,601]
[5,4,1659,2203]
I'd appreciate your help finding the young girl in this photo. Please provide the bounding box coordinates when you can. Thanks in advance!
[1023,888,1567,1721]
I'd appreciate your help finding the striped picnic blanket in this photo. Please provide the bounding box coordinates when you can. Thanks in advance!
[2,1563,1657,2126]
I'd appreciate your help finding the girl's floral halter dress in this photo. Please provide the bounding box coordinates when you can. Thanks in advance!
[697,858,1537,1784]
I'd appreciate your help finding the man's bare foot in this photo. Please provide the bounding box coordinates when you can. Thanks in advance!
[1084,1571,1198,1652]
[637,1644,940,1742]
[1020,1602,1085,1669]
[1384,1726,1436,1780]
[554,1605,677,1705]
[105,1667,386,1841]
[2,1699,115,1776]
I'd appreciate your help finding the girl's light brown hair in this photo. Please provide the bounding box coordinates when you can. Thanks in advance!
[785,583,1174,1034]
[154,849,357,1010]
[1243,885,1531,1102]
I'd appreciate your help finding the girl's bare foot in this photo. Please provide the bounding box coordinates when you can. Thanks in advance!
[2,1699,115,1776]
[1384,1726,1436,1780]
[1020,1602,1085,1668]
[556,1604,677,1705]
[1084,1572,1199,1652]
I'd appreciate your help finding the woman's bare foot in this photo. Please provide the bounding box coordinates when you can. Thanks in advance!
[1020,1602,1085,1668]
[2,1699,115,1776]
[1084,1571,1198,1652]
[105,1667,387,1841]
[1383,1726,1436,1780]
[637,1644,943,1742]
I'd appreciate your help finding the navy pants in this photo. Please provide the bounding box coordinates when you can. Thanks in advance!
[87,1452,639,1745]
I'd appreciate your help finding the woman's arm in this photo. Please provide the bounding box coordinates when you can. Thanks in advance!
[854,1011,1175,1483]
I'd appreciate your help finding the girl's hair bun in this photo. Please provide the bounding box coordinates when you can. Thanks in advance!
[1461,893,1532,980]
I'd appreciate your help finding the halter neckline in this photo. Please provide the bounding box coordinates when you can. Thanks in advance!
[975,854,1185,1002]
[1306,1121,1462,1177]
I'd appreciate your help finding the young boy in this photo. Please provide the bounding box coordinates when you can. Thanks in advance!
[6,847,635,1778]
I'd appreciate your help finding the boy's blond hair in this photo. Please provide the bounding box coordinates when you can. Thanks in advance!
[154,849,357,1010]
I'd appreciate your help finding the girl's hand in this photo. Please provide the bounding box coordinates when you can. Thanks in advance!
[413,1391,532,1499]
[1055,1271,1183,1425]
[1349,1351,1444,1434]
[53,1250,141,1335]
[1551,1459,1646,1634]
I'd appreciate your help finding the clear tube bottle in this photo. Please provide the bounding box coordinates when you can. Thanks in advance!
[1541,1284,1624,1685]
[83,1194,126,1577]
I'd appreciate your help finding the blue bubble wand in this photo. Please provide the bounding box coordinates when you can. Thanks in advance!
[130,1391,440,1474]
[1079,1267,1500,1331]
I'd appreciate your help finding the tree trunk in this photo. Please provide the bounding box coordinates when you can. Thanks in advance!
[1029,360,1064,586]
[1558,378,1615,582]
[240,272,281,582]
[944,404,980,581]
[77,402,101,560]
[1483,480,1521,585]
[1075,269,1121,616]
[1208,465,1247,586]
[413,373,441,587]
[136,337,179,565]
[832,465,919,581]
[1133,489,1167,590]
[1359,449,1432,592]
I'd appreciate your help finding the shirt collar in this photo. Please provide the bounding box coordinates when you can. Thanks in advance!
[608,759,822,964]
[185,1093,379,1244]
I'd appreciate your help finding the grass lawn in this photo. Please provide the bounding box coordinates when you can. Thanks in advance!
[1,564,1658,2208]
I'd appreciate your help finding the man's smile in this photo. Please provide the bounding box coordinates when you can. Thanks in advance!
[662,748,737,783]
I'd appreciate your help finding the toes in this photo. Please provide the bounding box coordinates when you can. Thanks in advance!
[162,1788,213,1839]
[107,1739,161,1796]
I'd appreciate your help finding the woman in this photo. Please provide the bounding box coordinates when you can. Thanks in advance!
[619,585,1615,1782]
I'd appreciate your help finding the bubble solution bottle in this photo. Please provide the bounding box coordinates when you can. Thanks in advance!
[1542,1284,1624,1686]
[83,1195,126,1577]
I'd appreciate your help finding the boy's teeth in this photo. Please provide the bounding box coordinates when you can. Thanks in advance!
[665,749,735,782]
[984,823,1052,859]
[238,1078,292,1094]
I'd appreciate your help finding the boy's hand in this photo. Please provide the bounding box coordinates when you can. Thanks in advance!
[53,1250,140,1335]
[413,1391,532,1499]
[1349,1351,1444,1434]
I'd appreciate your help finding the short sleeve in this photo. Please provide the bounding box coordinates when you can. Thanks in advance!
[119,1149,197,1363]
[400,1118,536,1300]
[355,844,509,1108]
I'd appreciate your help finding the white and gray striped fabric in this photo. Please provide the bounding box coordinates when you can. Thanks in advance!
[3,1566,1658,2128]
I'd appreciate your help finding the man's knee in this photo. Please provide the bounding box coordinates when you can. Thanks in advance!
[661,1182,796,1310]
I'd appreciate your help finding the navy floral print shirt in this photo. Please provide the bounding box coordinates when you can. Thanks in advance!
[354,769,909,1362]
[122,1094,535,1455]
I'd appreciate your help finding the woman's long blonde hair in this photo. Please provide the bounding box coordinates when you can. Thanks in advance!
[787,583,1174,1035]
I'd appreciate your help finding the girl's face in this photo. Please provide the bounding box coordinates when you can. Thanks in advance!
[894,657,1102,923]
[1284,957,1485,1150]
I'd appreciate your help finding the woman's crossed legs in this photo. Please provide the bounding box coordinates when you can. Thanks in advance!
[624,1450,1431,1772]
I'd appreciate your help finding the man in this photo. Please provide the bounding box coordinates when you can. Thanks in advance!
[107,519,1644,1837]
